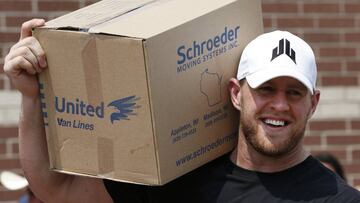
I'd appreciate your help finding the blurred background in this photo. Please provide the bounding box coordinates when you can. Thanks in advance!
[0,0,360,202]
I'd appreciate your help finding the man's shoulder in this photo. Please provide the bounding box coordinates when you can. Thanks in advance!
[295,156,360,201]
[329,183,360,203]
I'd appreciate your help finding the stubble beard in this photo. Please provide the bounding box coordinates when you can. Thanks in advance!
[240,111,307,158]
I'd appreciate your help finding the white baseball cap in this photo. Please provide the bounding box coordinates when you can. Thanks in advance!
[236,30,317,94]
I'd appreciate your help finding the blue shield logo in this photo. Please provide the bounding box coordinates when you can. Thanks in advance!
[107,95,140,124]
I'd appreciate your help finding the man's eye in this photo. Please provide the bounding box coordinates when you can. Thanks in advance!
[258,86,274,94]
[287,89,302,97]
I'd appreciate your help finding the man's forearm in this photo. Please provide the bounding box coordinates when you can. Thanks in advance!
[18,96,113,203]
[19,96,48,172]
[19,96,67,201]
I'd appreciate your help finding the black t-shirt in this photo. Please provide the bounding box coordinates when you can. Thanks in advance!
[103,154,360,203]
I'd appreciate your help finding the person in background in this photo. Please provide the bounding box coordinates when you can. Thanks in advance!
[315,153,346,182]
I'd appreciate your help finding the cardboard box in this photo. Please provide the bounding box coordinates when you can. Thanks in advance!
[35,0,263,185]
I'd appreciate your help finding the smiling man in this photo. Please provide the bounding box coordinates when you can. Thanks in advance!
[225,31,359,201]
[229,30,319,170]
[3,19,360,202]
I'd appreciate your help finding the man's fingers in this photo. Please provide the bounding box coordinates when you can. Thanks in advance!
[4,56,37,76]
[29,37,47,68]
[6,46,41,74]
[19,46,42,73]
[10,37,47,69]
[3,18,46,98]
[20,19,45,40]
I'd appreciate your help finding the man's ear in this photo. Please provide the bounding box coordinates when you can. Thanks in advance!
[228,78,242,111]
[308,89,320,119]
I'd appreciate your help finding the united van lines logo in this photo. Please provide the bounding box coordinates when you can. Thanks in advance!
[107,95,141,123]
[54,95,141,124]
[271,38,296,64]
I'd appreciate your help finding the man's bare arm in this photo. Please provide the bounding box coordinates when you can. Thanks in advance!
[4,19,113,203]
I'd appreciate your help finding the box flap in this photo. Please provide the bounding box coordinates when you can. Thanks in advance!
[44,0,238,38]
[44,0,155,30]
[90,0,237,38]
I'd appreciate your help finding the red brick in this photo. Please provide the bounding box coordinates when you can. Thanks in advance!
[277,18,314,28]
[85,0,99,6]
[0,1,31,11]
[0,189,26,201]
[0,159,21,170]
[262,3,298,13]
[0,127,18,138]
[353,149,360,160]
[303,135,321,145]
[347,62,360,72]
[0,32,19,43]
[303,33,340,43]
[311,149,347,161]
[0,77,4,91]
[309,120,346,131]
[317,61,341,72]
[0,143,5,155]
[351,120,360,130]
[38,1,79,11]
[303,3,339,13]
[354,178,360,187]
[327,135,360,145]
[321,76,358,86]
[345,3,360,13]
[319,18,354,28]
[263,18,272,28]
[345,33,360,42]
[343,162,360,173]
[319,48,356,57]
[0,64,4,74]
[6,16,33,27]
[12,143,19,154]
[6,16,48,27]
[3,46,11,58]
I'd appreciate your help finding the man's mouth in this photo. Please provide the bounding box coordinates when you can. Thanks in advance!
[262,118,289,127]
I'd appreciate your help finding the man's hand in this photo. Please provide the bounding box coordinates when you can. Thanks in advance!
[3,18,114,203]
[3,19,46,98]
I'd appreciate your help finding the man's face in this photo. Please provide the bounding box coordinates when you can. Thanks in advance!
[238,76,319,157]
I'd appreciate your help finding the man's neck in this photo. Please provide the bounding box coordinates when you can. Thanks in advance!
[231,136,309,173]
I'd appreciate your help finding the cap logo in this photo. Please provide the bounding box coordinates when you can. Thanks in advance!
[271,38,296,64]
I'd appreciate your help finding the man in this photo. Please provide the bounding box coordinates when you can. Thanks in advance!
[4,19,360,202]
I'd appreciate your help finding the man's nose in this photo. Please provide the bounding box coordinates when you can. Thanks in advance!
[270,92,290,112]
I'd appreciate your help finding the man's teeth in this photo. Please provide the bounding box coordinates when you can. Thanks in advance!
[264,119,285,126]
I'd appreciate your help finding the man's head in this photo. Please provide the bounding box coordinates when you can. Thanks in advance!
[229,30,320,158]
[236,30,317,95]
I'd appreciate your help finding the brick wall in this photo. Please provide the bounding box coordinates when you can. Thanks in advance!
[261,0,360,190]
[0,0,360,202]
[263,1,360,87]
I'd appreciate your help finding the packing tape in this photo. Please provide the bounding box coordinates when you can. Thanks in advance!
[81,35,114,174]
[97,137,114,174]
[81,35,104,104]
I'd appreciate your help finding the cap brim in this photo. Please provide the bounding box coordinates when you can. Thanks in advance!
[246,66,314,94]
